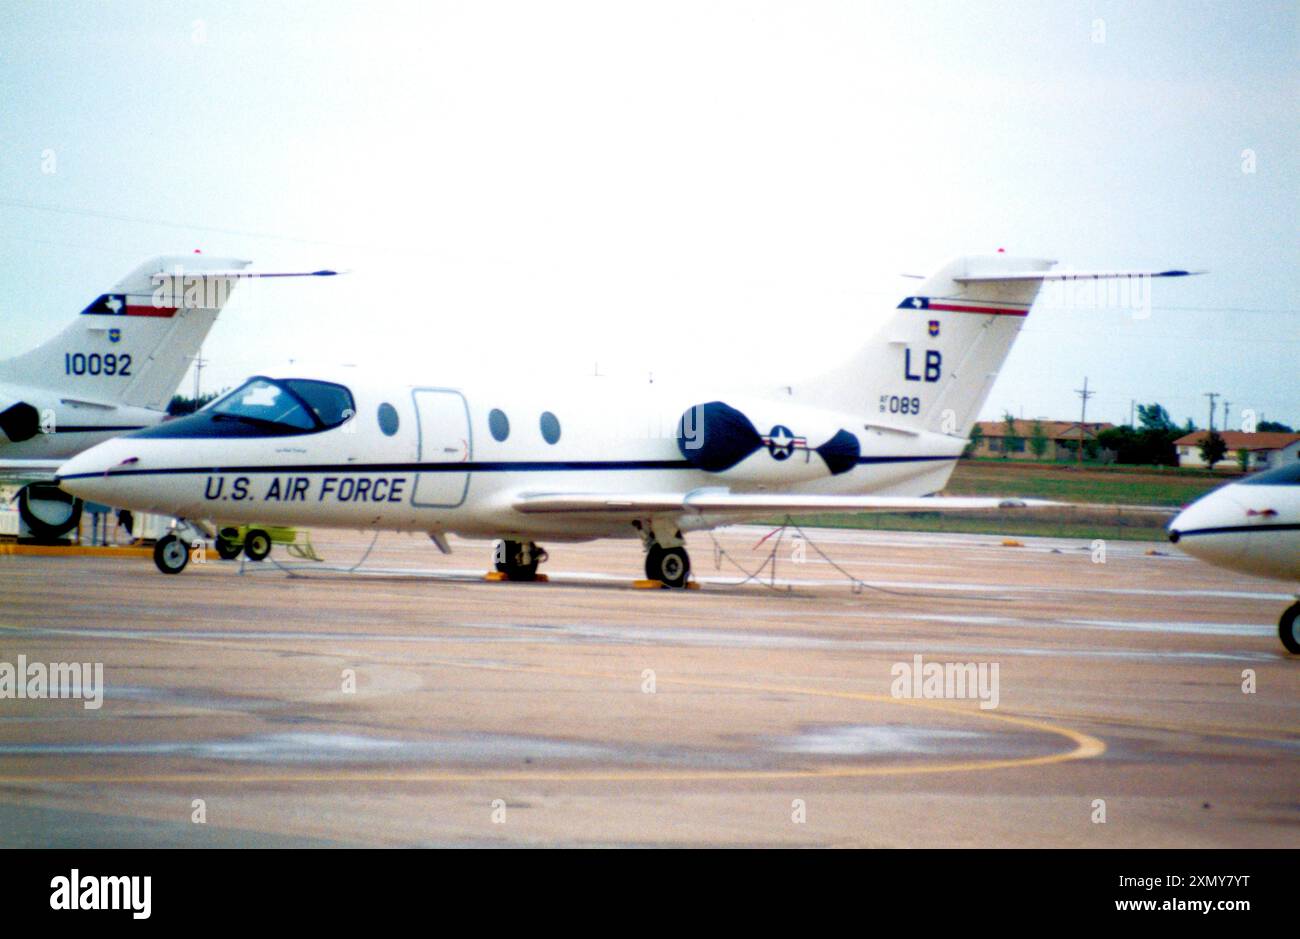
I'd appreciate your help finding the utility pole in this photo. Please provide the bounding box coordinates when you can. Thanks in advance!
[1222,399,1231,432]
[1205,392,1219,433]
[1129,399,1135,428]
[192,349,206,404]
[1074,377,1095,467]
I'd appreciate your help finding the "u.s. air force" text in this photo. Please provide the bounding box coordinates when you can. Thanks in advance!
[203,476,408,503]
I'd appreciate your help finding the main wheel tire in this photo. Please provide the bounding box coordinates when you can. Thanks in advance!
[153,534,190,575]
[17,483,82,541]
[243,528,272,561]
[494,539,539,581]
[214,535,243,560]
[1280,602,1300,655]
[645,545,690,588]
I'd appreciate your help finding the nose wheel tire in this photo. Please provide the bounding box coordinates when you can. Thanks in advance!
[1280,602,1300,655]
[243,529,272,562]
[153,535,190,575]
[645,545,690,588]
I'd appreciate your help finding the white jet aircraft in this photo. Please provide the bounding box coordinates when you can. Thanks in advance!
[56,254,1196,587]
[1168,463,1300,653]
[0,255,336,537]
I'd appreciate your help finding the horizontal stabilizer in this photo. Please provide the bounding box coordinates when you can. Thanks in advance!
[164,269,343,279]
[0,459,63,484]
[954,269,1205,283]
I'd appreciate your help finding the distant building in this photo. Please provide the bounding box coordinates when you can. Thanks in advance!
[1174,430,1300,470]
[971,420,1115,461]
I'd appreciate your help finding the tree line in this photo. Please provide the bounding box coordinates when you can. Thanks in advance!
[965,402,1293,468]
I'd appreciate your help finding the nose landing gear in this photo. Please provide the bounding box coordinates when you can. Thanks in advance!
[153,534,191,574]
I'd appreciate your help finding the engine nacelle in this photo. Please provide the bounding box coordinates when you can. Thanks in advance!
[0,398,41,443]
[677,399,862,485]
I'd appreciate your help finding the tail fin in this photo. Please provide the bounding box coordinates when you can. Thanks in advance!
[0,255,250,410]
[808,254,1201,439]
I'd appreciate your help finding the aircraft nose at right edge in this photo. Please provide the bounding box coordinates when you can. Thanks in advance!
[54,441,125,500]
[1166,501,1196,543]
[1167,499,1206,545]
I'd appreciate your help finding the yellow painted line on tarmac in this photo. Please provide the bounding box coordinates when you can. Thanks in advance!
[0,543,151,559]
[1013,707,1300,745]
[0,622,1106,786]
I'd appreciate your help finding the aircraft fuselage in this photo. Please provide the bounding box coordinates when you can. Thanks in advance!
[56,371,964,542]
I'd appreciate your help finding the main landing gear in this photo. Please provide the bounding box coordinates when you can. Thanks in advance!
[645,544,691,588]
[494,539,548,581]
[1280,601,1300,655]
[635,522,691,588]
[488,528,693,589]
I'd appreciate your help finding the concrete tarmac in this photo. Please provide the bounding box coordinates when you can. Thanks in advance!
[0,526,1296,847]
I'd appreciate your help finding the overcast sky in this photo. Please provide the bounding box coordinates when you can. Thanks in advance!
[2,0,1295,429]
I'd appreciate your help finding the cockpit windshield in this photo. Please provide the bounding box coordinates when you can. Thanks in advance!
[209,377,354,432]
[1239,462,1300,486]
[132,375,355,440]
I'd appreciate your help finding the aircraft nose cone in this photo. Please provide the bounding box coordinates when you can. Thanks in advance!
[1166,503,1196,543]
[55,443,127,502]
[1166,487,1248,567]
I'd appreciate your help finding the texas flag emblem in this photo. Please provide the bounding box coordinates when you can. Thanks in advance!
[80,293,177,317]
[928,320,940,337]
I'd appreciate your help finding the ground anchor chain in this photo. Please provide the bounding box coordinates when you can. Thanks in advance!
[707,516,876,596]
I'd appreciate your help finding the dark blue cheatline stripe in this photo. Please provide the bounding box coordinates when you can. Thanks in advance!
[56,454,953,482]
[1174,523,1300,537]
[58,459,694,481]
[52,425,148,434]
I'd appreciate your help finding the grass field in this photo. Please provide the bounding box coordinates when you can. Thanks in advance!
[940,458,1231,507]
[778,459,1235,542]
[782,508,1173,542]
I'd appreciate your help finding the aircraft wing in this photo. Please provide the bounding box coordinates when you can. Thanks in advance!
[0,459,63,485]
[513,491,1060,517]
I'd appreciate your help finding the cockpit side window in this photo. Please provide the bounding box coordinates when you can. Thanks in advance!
[282,379,355,428]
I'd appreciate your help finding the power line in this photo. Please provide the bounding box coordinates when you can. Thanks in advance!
[0,196,353,247]
[1131,304,1299,315]
[1034,302,1298,315]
